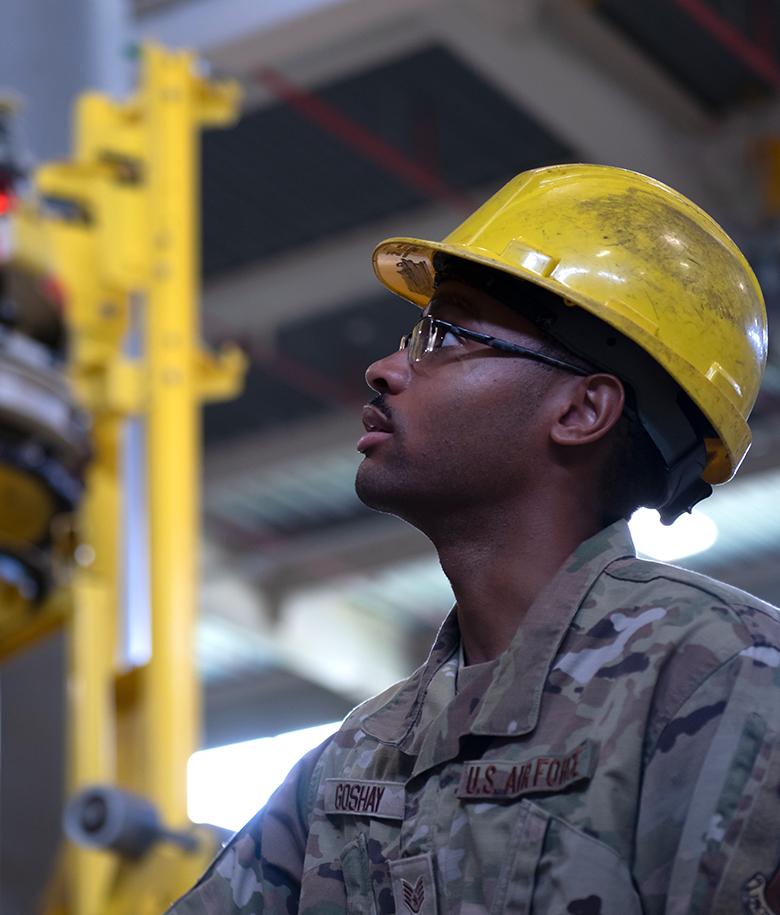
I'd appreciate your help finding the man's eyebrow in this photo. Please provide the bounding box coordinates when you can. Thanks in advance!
[425,291,481,319]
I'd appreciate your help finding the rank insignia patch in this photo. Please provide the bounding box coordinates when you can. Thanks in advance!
[390,853,436,915]
[402,877,425,914]
[744,869,780,915]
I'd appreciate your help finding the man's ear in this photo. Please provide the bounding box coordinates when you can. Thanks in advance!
[549,374,625,446]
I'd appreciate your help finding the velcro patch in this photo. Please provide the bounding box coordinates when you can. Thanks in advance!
[324,778,404,819]
[390,853,437,915]
[743,873,775,914]
[457,740,598,799]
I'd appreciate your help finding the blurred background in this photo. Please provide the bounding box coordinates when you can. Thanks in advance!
[2,0,780,911]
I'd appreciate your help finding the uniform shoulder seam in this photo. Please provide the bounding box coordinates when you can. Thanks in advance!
[604,561,779,619]
[306,735,335,822]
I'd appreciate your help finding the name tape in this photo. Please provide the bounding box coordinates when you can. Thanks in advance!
[325,779,405,820]
[457,740,597,800]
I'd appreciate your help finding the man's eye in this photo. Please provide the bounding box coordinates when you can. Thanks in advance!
[439,330,461,347]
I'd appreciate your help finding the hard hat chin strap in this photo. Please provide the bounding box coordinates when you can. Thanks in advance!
[655,442,712,525]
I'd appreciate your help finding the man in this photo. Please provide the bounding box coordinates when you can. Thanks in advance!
[169,165,780,914]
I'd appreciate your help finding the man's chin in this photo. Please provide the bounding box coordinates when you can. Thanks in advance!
[354,464,389,512]
[354,463,408,516]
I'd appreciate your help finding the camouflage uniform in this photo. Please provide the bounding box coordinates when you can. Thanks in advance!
[168,521,780,915]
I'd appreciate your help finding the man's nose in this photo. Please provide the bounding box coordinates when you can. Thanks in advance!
[365,349,410,395]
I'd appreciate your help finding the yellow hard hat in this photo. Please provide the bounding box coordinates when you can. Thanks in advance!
[373,164,767,516]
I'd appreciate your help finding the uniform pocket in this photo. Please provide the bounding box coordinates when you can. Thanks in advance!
[341,833,379,915]
[530,805,642,915]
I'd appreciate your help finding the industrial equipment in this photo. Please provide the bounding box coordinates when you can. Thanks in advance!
[1,45,246,915]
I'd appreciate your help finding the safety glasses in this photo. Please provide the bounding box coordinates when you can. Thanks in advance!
[399,315,590,376]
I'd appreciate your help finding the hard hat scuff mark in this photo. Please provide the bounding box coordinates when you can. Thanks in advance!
[397,257,434,296]
[579,189,742,325]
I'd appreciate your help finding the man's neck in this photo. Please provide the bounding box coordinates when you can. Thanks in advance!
[432,508,603,665]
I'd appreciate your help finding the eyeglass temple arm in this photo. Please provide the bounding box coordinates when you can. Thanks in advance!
[454,326,590,376]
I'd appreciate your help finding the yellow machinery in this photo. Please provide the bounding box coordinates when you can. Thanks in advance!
[1,44,246,914]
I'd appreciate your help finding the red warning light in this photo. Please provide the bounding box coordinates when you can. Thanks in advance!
[0,189,16,216]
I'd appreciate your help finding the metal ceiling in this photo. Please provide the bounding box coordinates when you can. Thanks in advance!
[205,449,367,544]
[200,44,576,276]
[593,0,780,113]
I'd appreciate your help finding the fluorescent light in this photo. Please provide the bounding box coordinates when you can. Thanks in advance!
[188,721,339,831]
[628,507,717,561]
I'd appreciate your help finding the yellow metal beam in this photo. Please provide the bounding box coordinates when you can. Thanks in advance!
[5,43,245,915]
[143,44,210,828]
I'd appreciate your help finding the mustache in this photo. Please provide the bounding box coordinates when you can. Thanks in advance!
[369,394,393,422]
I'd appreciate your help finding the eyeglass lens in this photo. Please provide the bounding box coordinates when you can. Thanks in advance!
[399,316,435,362]
[410,316,433,362]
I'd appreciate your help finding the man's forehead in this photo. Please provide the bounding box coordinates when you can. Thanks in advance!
[424,281,543,338]
[423,286,482,319]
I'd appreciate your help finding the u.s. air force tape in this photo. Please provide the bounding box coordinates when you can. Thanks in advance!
[457,740,598,799]
[325,779,405,819]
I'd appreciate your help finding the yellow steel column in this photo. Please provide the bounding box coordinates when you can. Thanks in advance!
[13,43,244,914]
[143,45,206,828]
[68,423,122,915]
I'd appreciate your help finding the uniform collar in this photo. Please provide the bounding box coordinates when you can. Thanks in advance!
[359,521,636,772]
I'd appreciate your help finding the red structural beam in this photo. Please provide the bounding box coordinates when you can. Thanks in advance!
[256,347,367,413]
[670,0,780,93]
[255,66,476,214]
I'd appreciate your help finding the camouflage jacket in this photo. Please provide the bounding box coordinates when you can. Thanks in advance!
[168,521,780,915]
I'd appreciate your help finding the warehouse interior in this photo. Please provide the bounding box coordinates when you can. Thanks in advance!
[2,0,780,911]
